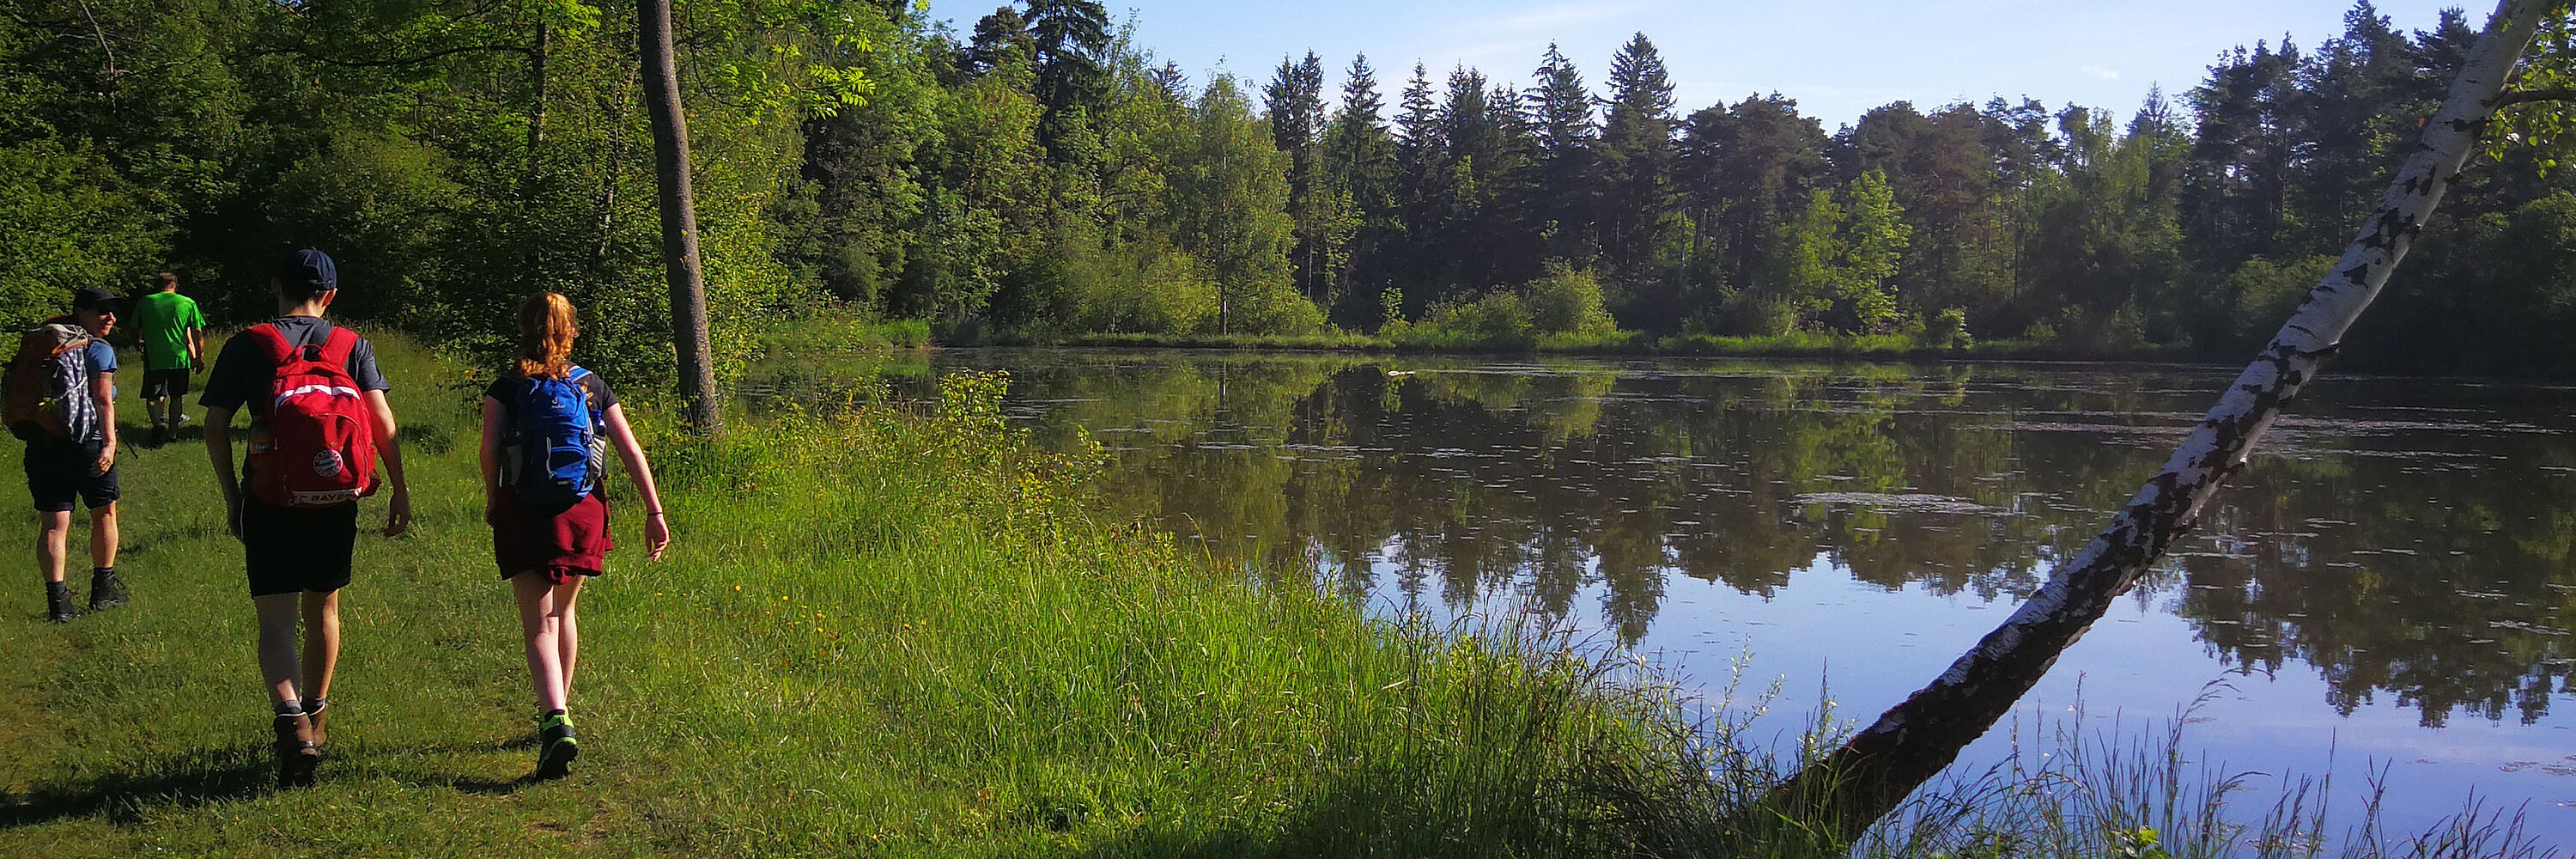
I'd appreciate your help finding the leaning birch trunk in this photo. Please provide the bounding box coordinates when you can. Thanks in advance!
[1765,0,2551,841]
[639,0,722,433]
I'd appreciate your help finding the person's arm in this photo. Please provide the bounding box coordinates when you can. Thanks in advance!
[186,326,204,373]
[205,405,240,538]
[363,389,410,537]
[479,396,504,527]
[599,404,670,559]
[89,361,115,476]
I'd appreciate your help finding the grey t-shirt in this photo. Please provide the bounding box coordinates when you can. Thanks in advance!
[199,317,389,415]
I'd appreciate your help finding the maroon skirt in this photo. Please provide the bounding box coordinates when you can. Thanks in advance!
[491,491,614,582]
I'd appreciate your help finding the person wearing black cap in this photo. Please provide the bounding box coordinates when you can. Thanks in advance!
[200,248,412,787]
[19,286,126,623]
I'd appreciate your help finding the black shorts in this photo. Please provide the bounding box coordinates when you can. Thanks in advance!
[242,497,357,597]
[24,439,117,513]
[142,368,190,400]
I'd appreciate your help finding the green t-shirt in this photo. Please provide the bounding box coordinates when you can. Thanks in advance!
[131,289,206,370]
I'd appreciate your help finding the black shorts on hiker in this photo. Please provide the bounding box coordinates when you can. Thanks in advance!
[242,497,357,597]
[142,368,190,400]
[24,439,117,514]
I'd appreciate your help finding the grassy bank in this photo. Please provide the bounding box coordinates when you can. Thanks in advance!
[978,328,2202,363]
[0,332,1700,857]
[0,332,2550,857]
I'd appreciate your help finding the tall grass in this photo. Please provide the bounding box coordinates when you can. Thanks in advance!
[0,332,2554,857]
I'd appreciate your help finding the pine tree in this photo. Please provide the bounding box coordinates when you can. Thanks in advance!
[1327,54,1400,323]
[1528,43,1597,264]
[1597,32,1680,321]
[1265,52,1330,308]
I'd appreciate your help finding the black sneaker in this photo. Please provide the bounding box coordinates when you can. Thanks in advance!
[46,582,75,624]
[534,712,579,779]
[88,569,126,610]
[274,713,320,788]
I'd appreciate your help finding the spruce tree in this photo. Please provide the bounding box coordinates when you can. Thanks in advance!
[1597,32,1680,323]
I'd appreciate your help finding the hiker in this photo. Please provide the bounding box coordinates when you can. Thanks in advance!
[201,248,411,787]
[480,291,668,779]
[11,287,127,623]
[130,271,206,447]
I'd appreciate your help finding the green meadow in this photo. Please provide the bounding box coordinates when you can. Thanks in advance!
[0,332,2549,858]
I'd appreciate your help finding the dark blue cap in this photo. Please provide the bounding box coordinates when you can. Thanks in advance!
[279,248,337,293]
[70,286,122,310]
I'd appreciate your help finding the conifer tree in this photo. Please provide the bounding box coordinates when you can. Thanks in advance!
[1597,33,1680,320]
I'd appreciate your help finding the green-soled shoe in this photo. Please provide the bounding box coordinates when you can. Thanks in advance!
[534,712,579,780]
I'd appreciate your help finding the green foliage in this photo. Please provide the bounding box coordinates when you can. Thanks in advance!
[0,141,167,325]
[1522,262,1619,336]
[2222,254,2338,344]
[1410,291,1536,347]
[19,0,2576,387]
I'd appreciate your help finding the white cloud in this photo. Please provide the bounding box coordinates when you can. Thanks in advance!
[2081,64,2122,81]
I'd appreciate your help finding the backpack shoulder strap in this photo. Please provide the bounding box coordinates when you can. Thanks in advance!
[314,326,360,368]
[244,323,294,365]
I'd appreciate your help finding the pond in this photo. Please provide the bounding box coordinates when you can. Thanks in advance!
[848,348,2576,840]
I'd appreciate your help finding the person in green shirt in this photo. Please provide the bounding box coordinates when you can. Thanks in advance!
[131,271,206,447]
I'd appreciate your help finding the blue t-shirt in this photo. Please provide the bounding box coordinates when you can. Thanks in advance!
[88,339,115,406]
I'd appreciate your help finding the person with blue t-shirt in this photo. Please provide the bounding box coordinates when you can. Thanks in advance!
[27,286,125,622]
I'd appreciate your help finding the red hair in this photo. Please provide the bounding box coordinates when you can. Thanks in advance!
[514,292,579,379]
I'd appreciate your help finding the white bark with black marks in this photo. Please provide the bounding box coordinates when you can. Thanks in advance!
[1767,0,2554,841]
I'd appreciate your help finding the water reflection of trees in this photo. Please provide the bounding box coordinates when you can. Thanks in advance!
[965,352,2576,726]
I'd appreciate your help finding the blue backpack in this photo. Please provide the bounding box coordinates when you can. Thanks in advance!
[505,367,605,512]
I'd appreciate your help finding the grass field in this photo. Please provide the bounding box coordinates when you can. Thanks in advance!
[0,332,1707,858]
[0,330,2550,858]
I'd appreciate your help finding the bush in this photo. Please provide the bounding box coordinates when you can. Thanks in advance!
[1418,292,1535,346]
[1523,263,1618,337]
[1921,307,1972,350]
[2224,254,2336,344]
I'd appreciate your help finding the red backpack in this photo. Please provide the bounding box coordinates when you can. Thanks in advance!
[245,323,380,507]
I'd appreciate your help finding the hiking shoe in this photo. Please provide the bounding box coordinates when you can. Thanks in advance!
[88,569,126,610]
[273,714,321,788]
[45,582,75,623]
[534,712,579,780]
[147,427,167,448]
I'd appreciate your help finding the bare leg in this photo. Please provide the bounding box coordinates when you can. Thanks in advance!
[300,590,339,701]
[145,398,166,430]
[512,573,569,713]
[35,510,69,584]
[555,577,583,705]
[254,594,305,704]
[87,503,115,570]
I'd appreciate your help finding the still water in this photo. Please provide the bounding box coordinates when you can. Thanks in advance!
[917,349,2576,839]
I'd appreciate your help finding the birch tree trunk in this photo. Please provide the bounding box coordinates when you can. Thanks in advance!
[639,0,721,432]
[1766,0,2552,841]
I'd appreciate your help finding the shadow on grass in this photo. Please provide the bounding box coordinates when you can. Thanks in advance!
[0,746,270,828]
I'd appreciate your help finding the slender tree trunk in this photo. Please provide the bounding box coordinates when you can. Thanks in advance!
[638,0,720,432]
[1765,0,2549,842]
[523,20,549,198]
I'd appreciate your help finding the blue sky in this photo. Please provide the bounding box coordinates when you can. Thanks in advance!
[916,0,2472,128]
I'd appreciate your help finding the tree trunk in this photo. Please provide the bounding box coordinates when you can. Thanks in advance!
[1765,0,2550,842]
[638,0,720,433]
[523,20,549,198]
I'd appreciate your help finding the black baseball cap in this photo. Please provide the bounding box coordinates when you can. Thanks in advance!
[70,286,122,311]
[278,248,338,293]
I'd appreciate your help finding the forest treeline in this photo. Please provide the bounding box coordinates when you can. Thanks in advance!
[9,0,2576,377]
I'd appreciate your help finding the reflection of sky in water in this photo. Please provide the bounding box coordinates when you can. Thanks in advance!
[945,350,2576,844]
[1356,545,2576,841]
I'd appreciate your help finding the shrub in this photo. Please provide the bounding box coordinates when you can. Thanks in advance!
[1419,291,1535,346]
[1523,263,1618,337]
